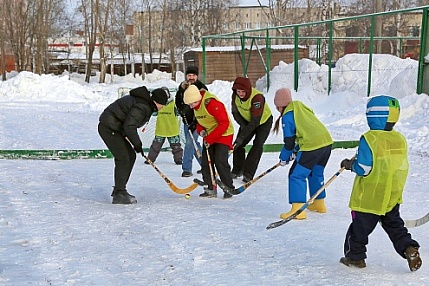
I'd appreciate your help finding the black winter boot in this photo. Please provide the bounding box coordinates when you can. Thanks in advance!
[111,189,137,204]
[223,191,233,199]
[339,257,366,268]
[199,187,217,198]
[215,179,235,197]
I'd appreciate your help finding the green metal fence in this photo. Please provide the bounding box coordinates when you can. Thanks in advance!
[0,141,358,160]
[201,5,429,95]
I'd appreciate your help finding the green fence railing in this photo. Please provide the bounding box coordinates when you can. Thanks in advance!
[201,5,429,95]
[0,141,359,160]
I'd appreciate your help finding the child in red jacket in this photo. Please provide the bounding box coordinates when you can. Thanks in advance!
[183,85,235,199]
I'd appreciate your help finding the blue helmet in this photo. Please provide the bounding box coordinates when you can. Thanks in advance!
[366,95,400,131]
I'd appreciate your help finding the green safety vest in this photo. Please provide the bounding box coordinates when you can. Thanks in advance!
[349,130,409,215]
[194,92,234,136]
[283,101,333,151]
[155,100,179,137]
[234,88,272,124]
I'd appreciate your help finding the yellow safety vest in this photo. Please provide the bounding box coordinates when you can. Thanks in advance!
[283,101,333,151]
[349,130,409,215]
[194,92,234,136]
[234,88,272,124]
[155,100,180,137]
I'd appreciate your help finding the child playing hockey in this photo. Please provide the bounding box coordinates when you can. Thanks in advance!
[339,95,422,272]
[145,88,183,165]
[183,85,235,199]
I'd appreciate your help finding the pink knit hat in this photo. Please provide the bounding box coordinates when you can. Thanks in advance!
[274,88,292,107]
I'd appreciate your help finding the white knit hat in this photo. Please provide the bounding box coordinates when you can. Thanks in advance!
[184,85,202,104]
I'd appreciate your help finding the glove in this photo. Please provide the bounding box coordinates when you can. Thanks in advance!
[233,137,243,149]
[279,148,296,166]
[341,158,354,170]
[204,141,210,149]
[188,120,196,132]
[233,143,239,151]
[134,143,144,156]
[181,80,189,90]
[200,130,208,137]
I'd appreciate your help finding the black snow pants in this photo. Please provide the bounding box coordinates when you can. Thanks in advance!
[98,122,136,191]
[232,115,273,179]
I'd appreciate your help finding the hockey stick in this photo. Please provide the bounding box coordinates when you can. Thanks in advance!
[404,212,429,228]
[189,128,203,159]
[216,162,281,195]
[183,117,202,159]
[143,154,198,194]
[205,142,217,192]
[266,156,355,230]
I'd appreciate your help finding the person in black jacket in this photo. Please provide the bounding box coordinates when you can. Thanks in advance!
[98,86,168,204]
[175,66,208,177]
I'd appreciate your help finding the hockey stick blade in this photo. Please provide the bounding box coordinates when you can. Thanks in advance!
[194,178,206,186]
[266,203,309,229]
[143,155,198,194]
[266,159,353,230]
[404,212,429,228]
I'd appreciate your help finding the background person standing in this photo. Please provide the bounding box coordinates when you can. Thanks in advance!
[175,66,208,177]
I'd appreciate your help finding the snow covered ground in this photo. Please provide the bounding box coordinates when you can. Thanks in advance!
[0,54,428,285]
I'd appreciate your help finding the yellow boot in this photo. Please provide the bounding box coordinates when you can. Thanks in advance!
[307,199,327,213]
[280,203,307,220]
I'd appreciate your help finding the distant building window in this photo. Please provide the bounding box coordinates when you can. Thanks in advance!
[236,23,241,29]
[255,23,261,29]
[245,23,252,29]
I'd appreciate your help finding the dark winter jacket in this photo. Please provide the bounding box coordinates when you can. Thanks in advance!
[99,86,156,148]
[175,80,208,131]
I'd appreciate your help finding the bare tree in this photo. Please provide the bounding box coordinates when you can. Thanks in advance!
[2,1,33,72]
[80,0,99,83]
[347,0,419,56]
[33,0,65,74]
[96,0,113,83]
[0,0,65,75]
[0,1,7,80]
[108,0,136,77]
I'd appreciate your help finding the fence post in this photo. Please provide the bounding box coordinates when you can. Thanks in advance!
[367,15,375,97]
[202,37,206,84]
[418,7,429,95]
[294,26,299,92]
